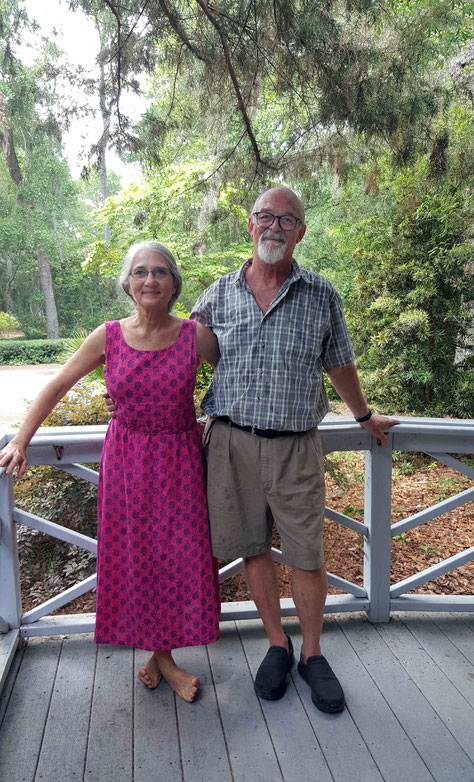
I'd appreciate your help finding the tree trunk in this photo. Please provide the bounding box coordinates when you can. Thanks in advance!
[0,98,60,338]
[98,57,112,244]
[35,246,59,338]
[52,212,64,266]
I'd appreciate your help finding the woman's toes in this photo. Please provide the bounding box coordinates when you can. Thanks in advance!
[137,662,161,689]
[138,667,152,687]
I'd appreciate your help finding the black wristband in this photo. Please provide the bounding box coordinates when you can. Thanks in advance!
[355,409,372,423]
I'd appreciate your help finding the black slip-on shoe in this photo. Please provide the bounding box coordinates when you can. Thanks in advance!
[297,654,345,713]
[254,635,294,701]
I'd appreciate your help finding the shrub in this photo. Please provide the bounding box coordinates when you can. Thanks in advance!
[0,312,20,337]
[42,382,110,426]
[0,339,68,365]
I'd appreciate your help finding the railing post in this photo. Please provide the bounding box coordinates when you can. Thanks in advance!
[0,470,22,631]
[363,435,393,622]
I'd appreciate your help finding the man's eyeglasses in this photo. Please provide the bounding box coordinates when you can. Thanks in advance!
[253,212,302,231]
[130,268,170,280]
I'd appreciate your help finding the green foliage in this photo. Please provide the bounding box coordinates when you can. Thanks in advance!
[81,164,250,310]
[59,330,105,384]
[0,311,19,336]
[348,177,473,416]
[0,338,68,365]
[41,382,110,427]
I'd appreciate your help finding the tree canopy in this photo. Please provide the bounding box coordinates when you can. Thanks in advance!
[0,0,472,414]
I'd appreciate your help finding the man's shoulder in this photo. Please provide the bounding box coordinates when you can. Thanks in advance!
[196,267,241,301]
[297,266,337,294]
[209,267,241,288]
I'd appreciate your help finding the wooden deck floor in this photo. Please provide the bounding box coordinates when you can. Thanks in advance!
[0,613,473,782]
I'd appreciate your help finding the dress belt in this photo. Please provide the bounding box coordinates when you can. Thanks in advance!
[216,416,307,439]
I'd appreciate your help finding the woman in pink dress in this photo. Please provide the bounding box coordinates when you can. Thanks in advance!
[0,241,220,703]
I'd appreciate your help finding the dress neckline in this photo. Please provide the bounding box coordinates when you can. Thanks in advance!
[117,319,185,353]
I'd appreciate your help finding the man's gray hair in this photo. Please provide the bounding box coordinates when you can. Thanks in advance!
[120,241,182,312]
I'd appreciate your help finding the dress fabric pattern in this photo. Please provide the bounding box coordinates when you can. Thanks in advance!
[94,319,220,652]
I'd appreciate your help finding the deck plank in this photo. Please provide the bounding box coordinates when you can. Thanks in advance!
[1,614,474,782]
[290,618,384,782]
[341,616,474,782]
[430,613,474,664]
[134,649,182,782]
[84,643,133,782]
[460,614,474,633]
[34,635,96,782]
[328,616,434,782]
[207,621,283,782]
[0,642,24,728]
[398,612,474,700]
[174,642,233,782]
[376,615,474,762]
[237,618,333,782]
[0,637,62,782]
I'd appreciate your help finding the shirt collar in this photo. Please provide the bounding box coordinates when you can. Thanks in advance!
[235,257,306,286]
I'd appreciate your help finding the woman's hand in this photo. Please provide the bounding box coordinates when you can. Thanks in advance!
[103,393,117,417]
[0,440,28,479]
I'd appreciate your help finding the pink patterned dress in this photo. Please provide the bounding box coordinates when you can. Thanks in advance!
[94,319,220,652]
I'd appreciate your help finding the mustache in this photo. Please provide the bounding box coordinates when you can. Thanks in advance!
[260,229,288,243]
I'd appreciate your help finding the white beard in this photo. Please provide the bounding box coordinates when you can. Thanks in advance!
[257,230,288,264]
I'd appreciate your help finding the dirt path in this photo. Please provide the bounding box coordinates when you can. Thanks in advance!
[0,364,61,429]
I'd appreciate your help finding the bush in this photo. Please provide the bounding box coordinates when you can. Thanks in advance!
[42,382,109,426]
[0,338,68,365]
[0,312,20,337]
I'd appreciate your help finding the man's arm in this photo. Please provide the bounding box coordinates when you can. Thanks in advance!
[324,362,399,445]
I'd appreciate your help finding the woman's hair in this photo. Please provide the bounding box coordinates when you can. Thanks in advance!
[119,241,183,312]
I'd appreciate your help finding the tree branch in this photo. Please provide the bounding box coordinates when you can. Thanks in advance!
[100,0,123,130]
[194,0,272,171]
[157,0,207,62]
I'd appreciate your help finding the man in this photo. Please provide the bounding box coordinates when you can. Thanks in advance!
[190,187,398,713]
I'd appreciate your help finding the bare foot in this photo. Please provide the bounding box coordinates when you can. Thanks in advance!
[155,652,199,702]
[137,654,162,689]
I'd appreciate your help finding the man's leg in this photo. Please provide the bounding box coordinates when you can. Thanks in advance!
[291,564,327,660]
[244,551,295,700]
[243,551,287,649]
[292,563,345,713]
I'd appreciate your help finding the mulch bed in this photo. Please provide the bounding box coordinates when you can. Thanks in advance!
[27,450,472,616]
[213,453,474,602]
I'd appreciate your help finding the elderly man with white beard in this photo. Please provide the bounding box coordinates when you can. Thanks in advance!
[191,186,398,713]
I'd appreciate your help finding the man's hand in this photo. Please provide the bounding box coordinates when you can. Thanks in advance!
[103,393,117,418]
[360,414,400,445]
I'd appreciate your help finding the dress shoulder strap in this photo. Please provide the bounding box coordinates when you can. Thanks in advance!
[104,320,122,361]
[179,318,199,367]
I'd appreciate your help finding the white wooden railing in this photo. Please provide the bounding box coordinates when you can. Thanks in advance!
[1,417,473,691]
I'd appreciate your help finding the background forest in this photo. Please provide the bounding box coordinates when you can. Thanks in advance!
[0,0,473,417]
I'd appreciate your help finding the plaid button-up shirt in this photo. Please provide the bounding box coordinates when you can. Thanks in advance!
[190,259,355,431]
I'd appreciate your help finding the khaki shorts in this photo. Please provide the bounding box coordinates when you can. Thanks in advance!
[205,420,325,570]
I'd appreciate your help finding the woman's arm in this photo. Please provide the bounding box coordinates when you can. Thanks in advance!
[196,323,219,368]
[0,325,106,478]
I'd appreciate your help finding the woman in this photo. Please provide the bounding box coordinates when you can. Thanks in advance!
[0,241,220,702]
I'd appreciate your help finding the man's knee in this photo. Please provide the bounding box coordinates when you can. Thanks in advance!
[243,550,273,567]
[292,562,327,579]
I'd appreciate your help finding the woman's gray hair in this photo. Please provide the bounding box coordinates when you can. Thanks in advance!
[120,241,182,312]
